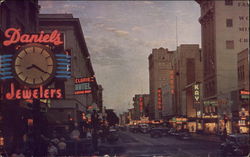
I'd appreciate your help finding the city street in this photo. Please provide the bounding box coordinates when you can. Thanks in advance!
[98,130,221,157]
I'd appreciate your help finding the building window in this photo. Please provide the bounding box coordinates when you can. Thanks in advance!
[226,19,233,27]
[225,0,233,5]
[226,40,234,49]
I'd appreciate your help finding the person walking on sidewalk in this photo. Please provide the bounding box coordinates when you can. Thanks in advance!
[91,110,100,153]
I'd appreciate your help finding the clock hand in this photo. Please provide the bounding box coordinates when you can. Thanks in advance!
[32,64,49,74]
[26,65,35,70]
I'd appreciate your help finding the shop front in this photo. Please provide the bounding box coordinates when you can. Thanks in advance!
[169,117,188,131]
[203,100,218,134]
[238,106,249,133]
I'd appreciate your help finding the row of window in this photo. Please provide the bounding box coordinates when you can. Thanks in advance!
[238,65,245,81]
[204,81,216,98]
[225,0,233,6]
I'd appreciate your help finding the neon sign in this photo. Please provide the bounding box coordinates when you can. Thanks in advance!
[5,83,63,100]
[139,96,143,113]
[3,28,63,46]
[74,77,94,95]
[193,84,200,104]
[157,88,162,110]
[169,70,175,94]
[240,90,250,99]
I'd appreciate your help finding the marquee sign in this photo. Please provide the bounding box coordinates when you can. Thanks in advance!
[74,77,94,95]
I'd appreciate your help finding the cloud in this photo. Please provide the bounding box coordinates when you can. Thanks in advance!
[143,1,154,5]
[104,27,129,37]
[131,26,143,32]
[114,30,129,37]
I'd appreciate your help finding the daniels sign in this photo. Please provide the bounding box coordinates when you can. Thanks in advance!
[3,28,63,46]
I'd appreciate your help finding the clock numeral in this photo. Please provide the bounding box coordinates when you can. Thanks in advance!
[33,78,35,84]
[24,77,28,82]
[17,56,23,59]
[40,77,44,82]
[40,49,45,54]
[24,49,28,54]
[33,47,35,53]
[17,72,23,75]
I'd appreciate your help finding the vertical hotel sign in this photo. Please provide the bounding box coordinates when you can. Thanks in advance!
[139,96,143,113]
[193,83,200,105]
[157,88,162,110]
[169,70,175,94]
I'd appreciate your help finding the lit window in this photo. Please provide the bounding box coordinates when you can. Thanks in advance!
[226,40,234,49]
[225,0,233,5]
[226,19,233,27]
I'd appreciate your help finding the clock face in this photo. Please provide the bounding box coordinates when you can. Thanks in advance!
[14,43,55,87]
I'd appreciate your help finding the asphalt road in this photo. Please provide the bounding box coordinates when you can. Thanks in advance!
[98,130,222,157]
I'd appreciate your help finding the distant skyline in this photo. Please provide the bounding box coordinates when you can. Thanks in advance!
[39,1,201,114]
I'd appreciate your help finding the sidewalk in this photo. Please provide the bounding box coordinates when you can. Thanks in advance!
[191,133,222,143]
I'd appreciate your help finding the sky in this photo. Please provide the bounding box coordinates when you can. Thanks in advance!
[39,1,201,114]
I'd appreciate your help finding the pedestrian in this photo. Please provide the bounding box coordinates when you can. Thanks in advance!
[70,126,80,140]
[91,110,100,153]
[47,142,58,157]
[57,137,66,156]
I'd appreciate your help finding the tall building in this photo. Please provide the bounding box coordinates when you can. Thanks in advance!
[39,14,99,126]
[132,94,150,120]
[148,48,175,120]
[173,44,203,132]
[196,0,249,134]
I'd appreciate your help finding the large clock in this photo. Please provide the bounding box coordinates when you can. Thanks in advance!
[13,43,56,87]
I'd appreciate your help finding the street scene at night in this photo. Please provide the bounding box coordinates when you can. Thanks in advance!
[0,0,249,157]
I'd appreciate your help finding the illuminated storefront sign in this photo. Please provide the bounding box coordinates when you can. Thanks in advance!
[5,83,63,100]
[240,90,250,99]
[193,84,200,104]
[157,88,162,110]
[139,96,143,113]
[3,28,63,46]
[74,77,94,95]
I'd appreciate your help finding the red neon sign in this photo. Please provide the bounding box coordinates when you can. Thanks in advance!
[157,88,162,110]
[139,97,143,112]
[3,28,63,46]
[5,83,63,100]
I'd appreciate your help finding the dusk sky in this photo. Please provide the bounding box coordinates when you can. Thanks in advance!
[39,1,201,114]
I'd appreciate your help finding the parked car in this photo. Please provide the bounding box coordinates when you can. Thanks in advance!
[220,134,250,156]
[150,127,163,138]
[176,129,192,140]
[139,123,150,133]
[107,128,119,144]
[150,127,170,138]
[129,125,140,133]
[168,128,179,136]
